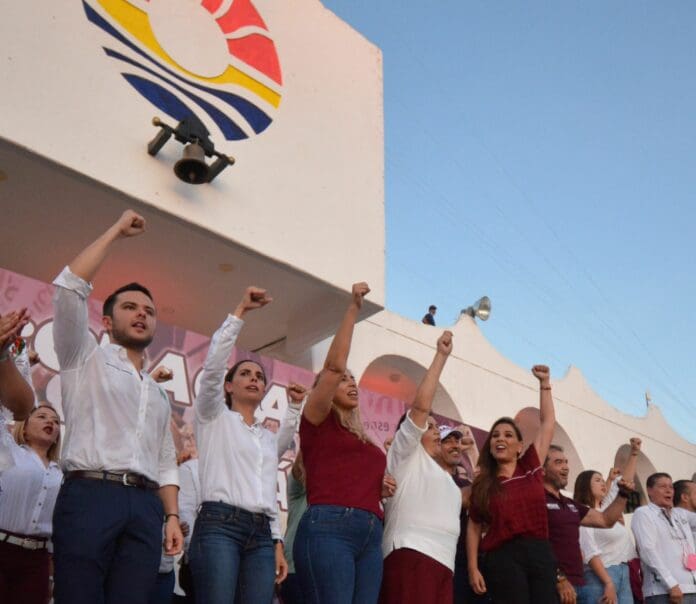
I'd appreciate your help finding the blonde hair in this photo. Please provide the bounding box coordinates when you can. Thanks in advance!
[331,405,374,445]
[311,369,376,446]
[13,405,61,463]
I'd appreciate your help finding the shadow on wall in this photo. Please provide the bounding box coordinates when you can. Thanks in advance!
[514,407,584,492]
[359,354,462,422]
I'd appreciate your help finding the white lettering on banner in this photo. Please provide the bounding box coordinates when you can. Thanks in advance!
[33,319,98,373]
[277,458,293,512]
[258,384,289,424]
[193,367,203,399]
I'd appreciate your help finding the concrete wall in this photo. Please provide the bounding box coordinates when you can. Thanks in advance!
[300,310,696,488]
[0,0,384,303]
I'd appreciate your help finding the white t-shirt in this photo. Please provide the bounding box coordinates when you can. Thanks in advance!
[382,413,462,571]
[579,477,636,567]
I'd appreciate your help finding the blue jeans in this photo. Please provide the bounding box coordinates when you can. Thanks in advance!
[53,478,163,604]
[188,502,275,604]
[293,505,383,604]
[577,563,633,604]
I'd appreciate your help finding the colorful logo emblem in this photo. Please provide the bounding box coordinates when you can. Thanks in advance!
[83,0,283,141]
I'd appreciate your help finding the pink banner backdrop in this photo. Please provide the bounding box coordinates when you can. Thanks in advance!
[0,268,489,509]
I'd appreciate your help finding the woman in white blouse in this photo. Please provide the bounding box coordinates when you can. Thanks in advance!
[573,437,642,604]
[189,286,295,604]
[0,404,63,604]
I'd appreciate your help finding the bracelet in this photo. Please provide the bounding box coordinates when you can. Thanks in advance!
[164,513,180,522]
[630,452,639,456]
[273,538,283,545]
[541,386,552,391]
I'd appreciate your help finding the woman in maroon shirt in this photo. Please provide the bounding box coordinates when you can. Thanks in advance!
[294,282,390,604]
[467,365,558,604]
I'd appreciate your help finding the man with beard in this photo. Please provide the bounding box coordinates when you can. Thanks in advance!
[51,210,183,604]
[544,445,632,604]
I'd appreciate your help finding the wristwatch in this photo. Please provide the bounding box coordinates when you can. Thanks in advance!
[556,570,567,583]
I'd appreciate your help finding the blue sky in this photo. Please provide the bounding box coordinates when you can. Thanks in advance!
[321,1,696,442]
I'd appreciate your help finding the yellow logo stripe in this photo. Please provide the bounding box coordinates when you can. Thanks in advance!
[98,0,281,108]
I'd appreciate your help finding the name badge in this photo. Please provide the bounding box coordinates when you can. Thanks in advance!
[546,503,560,510]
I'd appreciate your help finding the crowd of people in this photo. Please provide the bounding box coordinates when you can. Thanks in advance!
[0,209,695,604]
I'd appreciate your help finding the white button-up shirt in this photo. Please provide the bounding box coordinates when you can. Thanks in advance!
[632,502,696,596]
[0,429,62,537]
[195,315,299,540]
[383,412,462,571]
[52,267,178,487]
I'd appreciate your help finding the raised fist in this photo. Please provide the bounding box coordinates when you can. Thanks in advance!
[116,210,146,238]
[351,282,370,308]
[240,287,272,312]
[0,308,30,352]
[151,366,174,383]
[286,383,307,405]
[630,437,642,452]
[532,365,550,385]
[608,467,621,481]
[28,350,41,367]
[437,330,453,356]
[617,478,635,494]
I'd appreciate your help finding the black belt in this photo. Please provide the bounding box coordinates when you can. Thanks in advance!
[65,470,159,490]
[0,530,48,551]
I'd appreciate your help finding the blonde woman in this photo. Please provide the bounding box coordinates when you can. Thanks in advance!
[0,404,62,604]
[294,283,392,604]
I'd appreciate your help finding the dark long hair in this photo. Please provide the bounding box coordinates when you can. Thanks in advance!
[573,470,600,508]
[470,417,523,523]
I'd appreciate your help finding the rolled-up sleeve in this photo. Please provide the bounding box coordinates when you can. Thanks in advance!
[52,267,96,371]
[195,315,243,422]
[277,401,302,457]
[157,420,179,488]
[269,501,282,540]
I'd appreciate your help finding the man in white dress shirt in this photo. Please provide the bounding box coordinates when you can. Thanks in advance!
[51,210,183,604]
[632,472,696,604]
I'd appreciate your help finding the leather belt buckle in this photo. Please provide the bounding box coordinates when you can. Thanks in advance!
[22,538,39,551]
[121,472,136,487]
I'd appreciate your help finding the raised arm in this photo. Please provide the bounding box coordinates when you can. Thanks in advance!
[387,331,454,473]
[276,383,306,456]
[0,310,33,419]
[409,331,453,428]
[621,437,641,485]
[582,482,630,528]
[532,365,555,461]
[195,287,271,422]
[52,211,146,370]
[303,282,368,426]
[68,210,146,283]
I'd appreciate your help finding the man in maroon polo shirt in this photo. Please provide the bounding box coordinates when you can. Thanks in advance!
[543,445,633,604]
